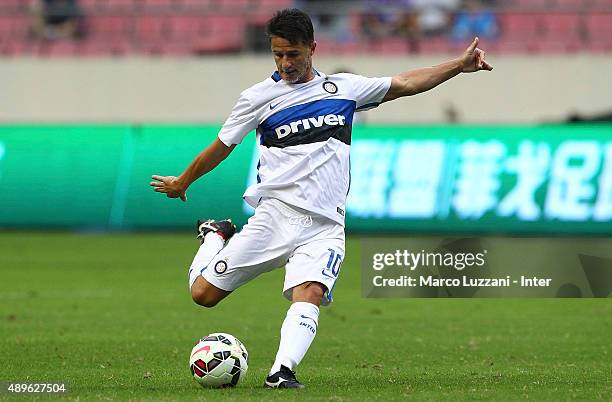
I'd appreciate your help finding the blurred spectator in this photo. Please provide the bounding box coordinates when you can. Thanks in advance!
[567,110,612,123]
[297,0,352,41]
[451,0,499,42]
[30,0,85,40]
[412,0,460,36]
[299,0,336,32]
[361,0,419,41]
[443,101,461,123]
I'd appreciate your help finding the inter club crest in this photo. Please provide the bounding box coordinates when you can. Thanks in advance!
[323,81,338,94]
[214,260,228,274]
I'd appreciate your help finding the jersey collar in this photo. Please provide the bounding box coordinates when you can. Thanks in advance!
[270,68,323,83]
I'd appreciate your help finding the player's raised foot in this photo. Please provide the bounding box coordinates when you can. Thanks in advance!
[264,365,305,389]
[196,218,236,243]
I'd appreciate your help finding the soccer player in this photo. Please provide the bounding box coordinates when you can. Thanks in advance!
[150,8,492,388]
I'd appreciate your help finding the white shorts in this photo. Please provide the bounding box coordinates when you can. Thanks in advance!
[201,197,345,305]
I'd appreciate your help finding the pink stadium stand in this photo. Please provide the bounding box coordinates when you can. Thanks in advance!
[542,13,583,38]
[134,16,169,41]
[494,37,538,54]
[88,16,132,39]
[192,15,244,53]
[1,0,612,57]
[37,40,82,56]
[0,15,29,42]
[553,0,593,9]
[168,15,204,39]
[0,17,13,42]
[142,0,177,7]
[585,13,612,51]
[219,0,252,8]
[0,0,27,10]
[496,12,544,52]
[314,38,365,55]
[80,38,131,55]
[78,0,103,11]
[178,0,224,10]
[417,37,457,54]
[104,0,142,9]
[158,41,194,55]
[257,0,292,9]
[373,38,410,54]
[512,0,551,8]
[83,40,134,57]
[1,40,30,56]
[500,13,542,40]
[539,13,583,52]
[590,0,612,7]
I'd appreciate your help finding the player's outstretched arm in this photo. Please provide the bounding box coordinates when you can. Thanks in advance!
[382,37,493,103]
[150,138,235,202]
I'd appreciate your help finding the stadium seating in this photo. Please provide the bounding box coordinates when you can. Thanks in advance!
[554,0,592,9]
[584,13,612,51]
[539,13,583,52]
[88,16,132,39]
[0,15,30,48]
[511,0,551,9]
[0,0,611,56]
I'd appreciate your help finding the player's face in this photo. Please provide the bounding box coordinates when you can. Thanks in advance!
[271,36,316,84]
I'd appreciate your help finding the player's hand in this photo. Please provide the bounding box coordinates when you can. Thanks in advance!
[150,175,188,202]
[460,37,493,73]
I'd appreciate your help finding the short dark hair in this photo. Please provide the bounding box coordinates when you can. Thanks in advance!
[266,8,314,46]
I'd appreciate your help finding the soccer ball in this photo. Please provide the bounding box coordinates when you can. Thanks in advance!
[189,332,248,388]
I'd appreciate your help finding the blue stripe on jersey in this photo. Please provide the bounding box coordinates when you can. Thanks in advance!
[259,98,356,132]
[257,98,356,148]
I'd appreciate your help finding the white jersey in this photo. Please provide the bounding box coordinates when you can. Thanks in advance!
[218,69,391,225]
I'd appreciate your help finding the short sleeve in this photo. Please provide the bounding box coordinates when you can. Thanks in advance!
[350,75,392,111]
[218,93,257,146]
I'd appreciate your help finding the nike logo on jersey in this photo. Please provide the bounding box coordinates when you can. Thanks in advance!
[270,101,281,110]
[275,114,346,139]
[300,315,318,326]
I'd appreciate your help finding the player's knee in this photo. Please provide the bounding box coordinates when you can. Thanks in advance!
[198,298,220,308]
[191,285,220,308]
[308,285,325,300]
[191,278,229,308]
[293,281,326,304]
[191,289,219,308]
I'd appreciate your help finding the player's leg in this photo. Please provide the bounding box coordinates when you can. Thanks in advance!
[265,218,345,389]
[188,219,236,307]
[291,281,326,304]
[190,277,231,308]
[191,198,298,309]
[265,281,325,389]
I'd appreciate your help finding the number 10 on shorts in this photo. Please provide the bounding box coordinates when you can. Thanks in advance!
[323,248,343,279]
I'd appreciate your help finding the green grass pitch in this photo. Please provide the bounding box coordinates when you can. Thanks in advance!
[1,232,610,401]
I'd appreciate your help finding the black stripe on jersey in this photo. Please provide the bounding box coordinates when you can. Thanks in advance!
[258,98,355,149]
[355,101,380,111]
[260,124,352,148]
